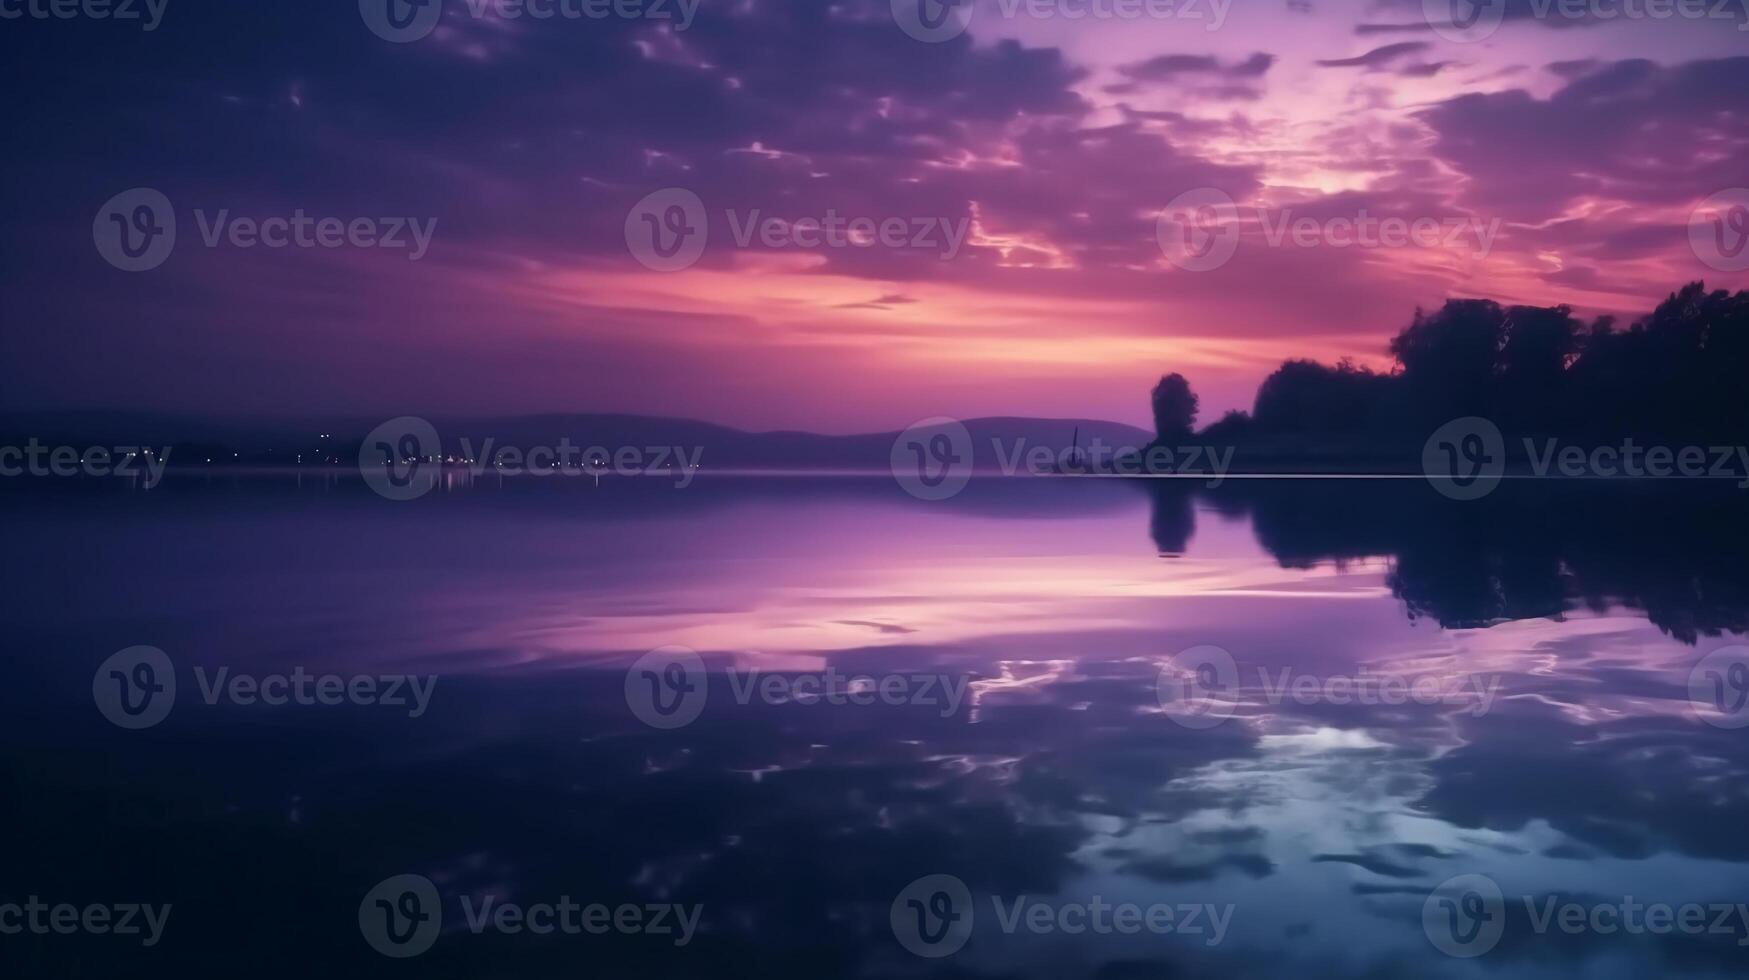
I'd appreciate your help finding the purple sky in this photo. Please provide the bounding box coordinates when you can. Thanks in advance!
[3,0,1747,431]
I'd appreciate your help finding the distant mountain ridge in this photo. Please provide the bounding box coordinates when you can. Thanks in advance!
[0,410,1154,470]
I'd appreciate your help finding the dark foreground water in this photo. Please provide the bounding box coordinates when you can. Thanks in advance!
[3,473,1748,978]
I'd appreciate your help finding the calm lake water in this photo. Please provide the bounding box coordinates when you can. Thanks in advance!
[3,474,1747,978]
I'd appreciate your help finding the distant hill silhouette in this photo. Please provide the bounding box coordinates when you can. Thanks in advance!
[0,411,1152,471]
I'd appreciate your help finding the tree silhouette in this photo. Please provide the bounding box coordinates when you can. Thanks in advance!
[1149,281,1749,458]
[1254,359,1396,434]
[1496,304,1580,433]
[1389,299,1503,425]
[1151,373,1198,444]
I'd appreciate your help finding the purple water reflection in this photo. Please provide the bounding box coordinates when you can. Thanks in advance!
[2,474,1746,978]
